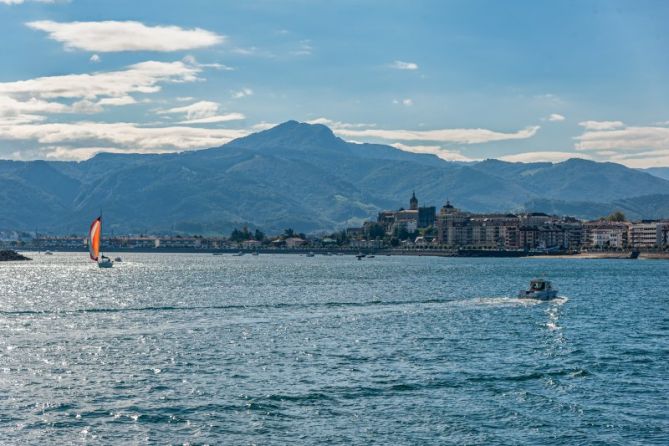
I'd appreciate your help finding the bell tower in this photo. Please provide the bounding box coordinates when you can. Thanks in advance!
[409,191,418,210]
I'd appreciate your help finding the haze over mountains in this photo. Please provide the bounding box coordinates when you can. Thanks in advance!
[2,120,669,235]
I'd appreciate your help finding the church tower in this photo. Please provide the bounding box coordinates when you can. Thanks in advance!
[409,191,418,210]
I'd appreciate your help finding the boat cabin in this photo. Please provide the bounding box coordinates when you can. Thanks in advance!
[530,279,550,291]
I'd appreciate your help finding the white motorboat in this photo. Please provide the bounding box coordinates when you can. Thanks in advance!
[518,279,558,300]
[114,256,122,262]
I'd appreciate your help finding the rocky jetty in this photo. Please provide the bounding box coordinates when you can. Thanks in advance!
[0,250,31,261]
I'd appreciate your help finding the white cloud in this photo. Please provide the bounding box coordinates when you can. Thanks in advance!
[390,142,474,162]
[500,151,592,163]
[0,60,200,100]
[231,88,253,99]
[0,121,248,151]
[393,98,413,106]
[182,55,234,71]
[547,113,565,122]
[157,100,244,125]
[306,117,376,129]
[89,54,100,63]
[290,40,313,56]
[578,120,625,131]
[176,96,194,102]
[97,96,136,107]
[575,125,669,152]
[158,100,219,120]
[26,20,224,52]
[573,122,669,168]
[179,113,245,125]
[334,125,540,145]
[390,60,419,70]
[1,0,59,4]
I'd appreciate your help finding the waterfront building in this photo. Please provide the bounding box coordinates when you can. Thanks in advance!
[657,221,669,248]
[583,221,629,249]
[629,221,660,249]
[436,201,471,246]
[418,206,436,229]
[469,214,521,249]
[285,237,307,248]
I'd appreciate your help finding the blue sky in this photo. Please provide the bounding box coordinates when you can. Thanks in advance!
[0,0,667,166]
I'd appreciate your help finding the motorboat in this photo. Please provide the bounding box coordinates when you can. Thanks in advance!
[114,256,122,262]
[356,252,366,260]
[518,279,558,300]
[306,252,315,257]
[232,251,244,256]
[44,251,53,256]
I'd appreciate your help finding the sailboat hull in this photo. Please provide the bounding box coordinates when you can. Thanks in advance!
[98,260,113,268]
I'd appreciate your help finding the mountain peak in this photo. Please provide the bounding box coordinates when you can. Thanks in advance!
[226,120,348,153]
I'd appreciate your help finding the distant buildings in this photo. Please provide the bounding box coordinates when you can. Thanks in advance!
[375,192,436,236]
[3,191,669,253]
[348,192,669,251]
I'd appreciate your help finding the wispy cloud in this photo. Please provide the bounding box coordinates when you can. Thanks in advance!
[390,60,419,70]
[547,113,565,122]
[157,100,244,124]
[231,88,253,99]
[26,20,224,52]
[578,120,625,131]
[574,121,669,167]
[1,0,61,4]
[0,60,200,100]
[89,53,100,63]
[0,121,248,152]
[334,125,540,145]
[393,98,413,106]
[390,142,474,162]
[290,40,313,56]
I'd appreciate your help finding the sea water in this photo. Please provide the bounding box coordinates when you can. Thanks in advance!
[0,253,667,444]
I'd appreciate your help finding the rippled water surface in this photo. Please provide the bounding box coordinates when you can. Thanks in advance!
[1,253,667,444]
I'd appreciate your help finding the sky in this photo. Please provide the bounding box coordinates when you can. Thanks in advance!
[0,0,668,167]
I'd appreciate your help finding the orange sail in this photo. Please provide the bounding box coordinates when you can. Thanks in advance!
[89,216,101,261]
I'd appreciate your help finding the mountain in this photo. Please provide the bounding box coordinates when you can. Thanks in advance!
[2,120,669,234]
[642,167,669,181]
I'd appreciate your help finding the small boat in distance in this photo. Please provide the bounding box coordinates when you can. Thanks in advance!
[44,251,53,256]
[232,251,244,256]
[89,216,113,268]
[306,252,315,257]
[114,256,122,262]
[356,252,366,260]
[519,279,558,300]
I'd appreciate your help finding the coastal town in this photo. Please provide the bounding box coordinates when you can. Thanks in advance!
[2,192,669,256]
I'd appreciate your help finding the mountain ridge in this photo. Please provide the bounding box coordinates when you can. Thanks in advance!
[2,120,669,234]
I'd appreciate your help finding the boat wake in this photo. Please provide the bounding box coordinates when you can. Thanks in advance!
[0,296,569,317]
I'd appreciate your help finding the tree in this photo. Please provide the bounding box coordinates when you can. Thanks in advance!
[283,228,295,238]
[254,229,265,241]
[365,223,385,240]
[605,211,626,222]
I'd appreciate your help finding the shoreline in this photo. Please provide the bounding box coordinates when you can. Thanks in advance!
[13,247,669,260]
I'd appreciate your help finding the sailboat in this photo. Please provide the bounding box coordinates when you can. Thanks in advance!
[89,216,113,268]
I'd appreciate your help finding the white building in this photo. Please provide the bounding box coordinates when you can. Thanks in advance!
[629,221,659,249]
[584,222,628,249]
